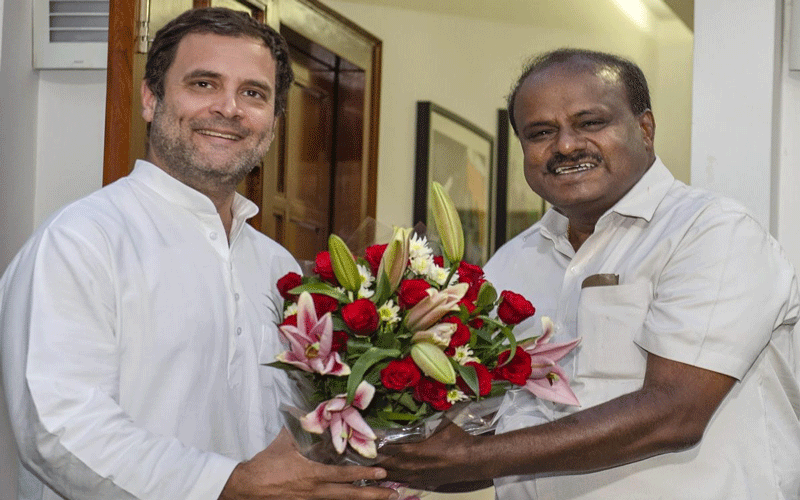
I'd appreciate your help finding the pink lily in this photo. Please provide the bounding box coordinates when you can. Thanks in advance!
[405,282,469,332]
[277,292,350,376]
[300,381,378,458]
[520,317,581,406]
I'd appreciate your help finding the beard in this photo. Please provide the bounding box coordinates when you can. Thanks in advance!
[147,99,272,193]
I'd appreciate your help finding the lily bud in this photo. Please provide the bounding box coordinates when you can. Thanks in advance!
[405,282,469,332]
[411,341,456,384]
[377,226,411,293]
[431,181,464,263]
[411,322,458,347]
[328,234,360,293]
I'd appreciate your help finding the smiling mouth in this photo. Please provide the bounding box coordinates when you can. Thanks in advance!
[196,129,242,141]
[552,162,597,175]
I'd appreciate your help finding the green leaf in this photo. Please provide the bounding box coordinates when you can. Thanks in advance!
[377,410,422,422]
[475,281,498,309]
[346,347,401,404]
[289,283,350,303]
[372,270,392,304]
[456,363,479,397]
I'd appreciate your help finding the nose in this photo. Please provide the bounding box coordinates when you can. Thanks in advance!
[209,90,243,120]
[554,126,586,155]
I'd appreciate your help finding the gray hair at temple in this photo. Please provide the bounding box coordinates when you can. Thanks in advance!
[506,48,651,136]
[144,7,294,118]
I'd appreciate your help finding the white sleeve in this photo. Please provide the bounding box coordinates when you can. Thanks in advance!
[1,224,238,500]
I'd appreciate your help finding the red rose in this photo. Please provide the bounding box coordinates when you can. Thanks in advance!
[311,294,339,315]
[313,251,338,284]
[341,298,379,336]
[457,261,484,285]
[443,317,470,355]
[497,290,536,325]
[364,244,388,275]
[276,272,302,301]
[457,362,492,396]
[492,347,532,386]
[397,279,431,309]
[463,278,486,303]
[433,256,444,267]
[413,377,452,411]
[331,330,349,352]
[381,357,422,390]
[281,314,297,328]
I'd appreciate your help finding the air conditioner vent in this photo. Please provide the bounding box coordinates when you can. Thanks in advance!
[34,0,109,69]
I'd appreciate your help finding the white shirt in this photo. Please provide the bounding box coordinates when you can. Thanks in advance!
[485,158,800,499]
[0,161,300,500]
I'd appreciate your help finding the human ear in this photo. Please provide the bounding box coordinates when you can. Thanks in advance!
[141,79,156,123]
[638,110,656,151]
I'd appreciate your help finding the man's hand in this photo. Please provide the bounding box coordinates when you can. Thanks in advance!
[219,428,398,500]
[381,353,736,490]
[379,420,487,491]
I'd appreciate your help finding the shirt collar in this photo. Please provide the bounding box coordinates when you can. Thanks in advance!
[607,156,674,222]
[537,156,674,242]
[128,160,259,225]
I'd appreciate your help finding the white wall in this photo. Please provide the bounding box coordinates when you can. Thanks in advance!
[691,0,800,271]
[777,0,800,270]
[325,1,694,229]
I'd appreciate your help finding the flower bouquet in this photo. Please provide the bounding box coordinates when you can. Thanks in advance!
[268,182,580,465]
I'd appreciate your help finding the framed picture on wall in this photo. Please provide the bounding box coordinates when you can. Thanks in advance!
[413,101,496,266]
[496,108,547,247]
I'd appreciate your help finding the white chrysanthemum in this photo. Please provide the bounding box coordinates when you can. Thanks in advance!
[447,388,469,403]
[358,286,375,299]
[427,264,451,286]
[409,255,433,276]
[453,345,480,365]
[357,264,374,288]
[409,233,433,260]
[284,302,298,317]
[378,300,400,324]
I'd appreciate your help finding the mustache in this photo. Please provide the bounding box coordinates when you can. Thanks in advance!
[546,152,603,173]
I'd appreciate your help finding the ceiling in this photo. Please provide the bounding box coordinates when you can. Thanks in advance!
[333,0,693,32]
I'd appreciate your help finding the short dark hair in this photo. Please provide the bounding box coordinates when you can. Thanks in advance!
[144,7,293,117]
[506,48,651,135]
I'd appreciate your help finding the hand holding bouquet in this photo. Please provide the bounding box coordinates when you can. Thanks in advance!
[269,182,580,460]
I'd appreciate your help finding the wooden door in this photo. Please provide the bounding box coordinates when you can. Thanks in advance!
[271,43,335,261]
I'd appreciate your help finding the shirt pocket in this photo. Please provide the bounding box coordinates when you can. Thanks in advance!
[576,281,652,381]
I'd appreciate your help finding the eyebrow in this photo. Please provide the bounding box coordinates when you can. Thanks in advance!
[522,108,606,130]
[183,69,273,95]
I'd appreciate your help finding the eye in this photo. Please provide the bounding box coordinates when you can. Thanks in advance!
[526,129,554,142]
[581,119,606,130]
[243,89,266,100]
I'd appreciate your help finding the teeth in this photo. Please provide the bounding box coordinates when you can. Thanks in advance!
[554,163,596,174]
[198,129,239,140]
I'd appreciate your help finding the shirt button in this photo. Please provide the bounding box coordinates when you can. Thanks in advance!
[234,293,240,301]
[209,232,218,240]
[236,327,242,335]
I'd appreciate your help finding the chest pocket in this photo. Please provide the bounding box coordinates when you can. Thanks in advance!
[576,282,651,381]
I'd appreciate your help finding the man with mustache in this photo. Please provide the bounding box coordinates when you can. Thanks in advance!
[384,49,800,499]
[0,8,396,500]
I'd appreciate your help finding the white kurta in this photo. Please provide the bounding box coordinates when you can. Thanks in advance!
[486,158,800,499]
[1,161,300,500]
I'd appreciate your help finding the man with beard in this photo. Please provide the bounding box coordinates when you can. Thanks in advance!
[0,8,395,500]
[383,49,800,499]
